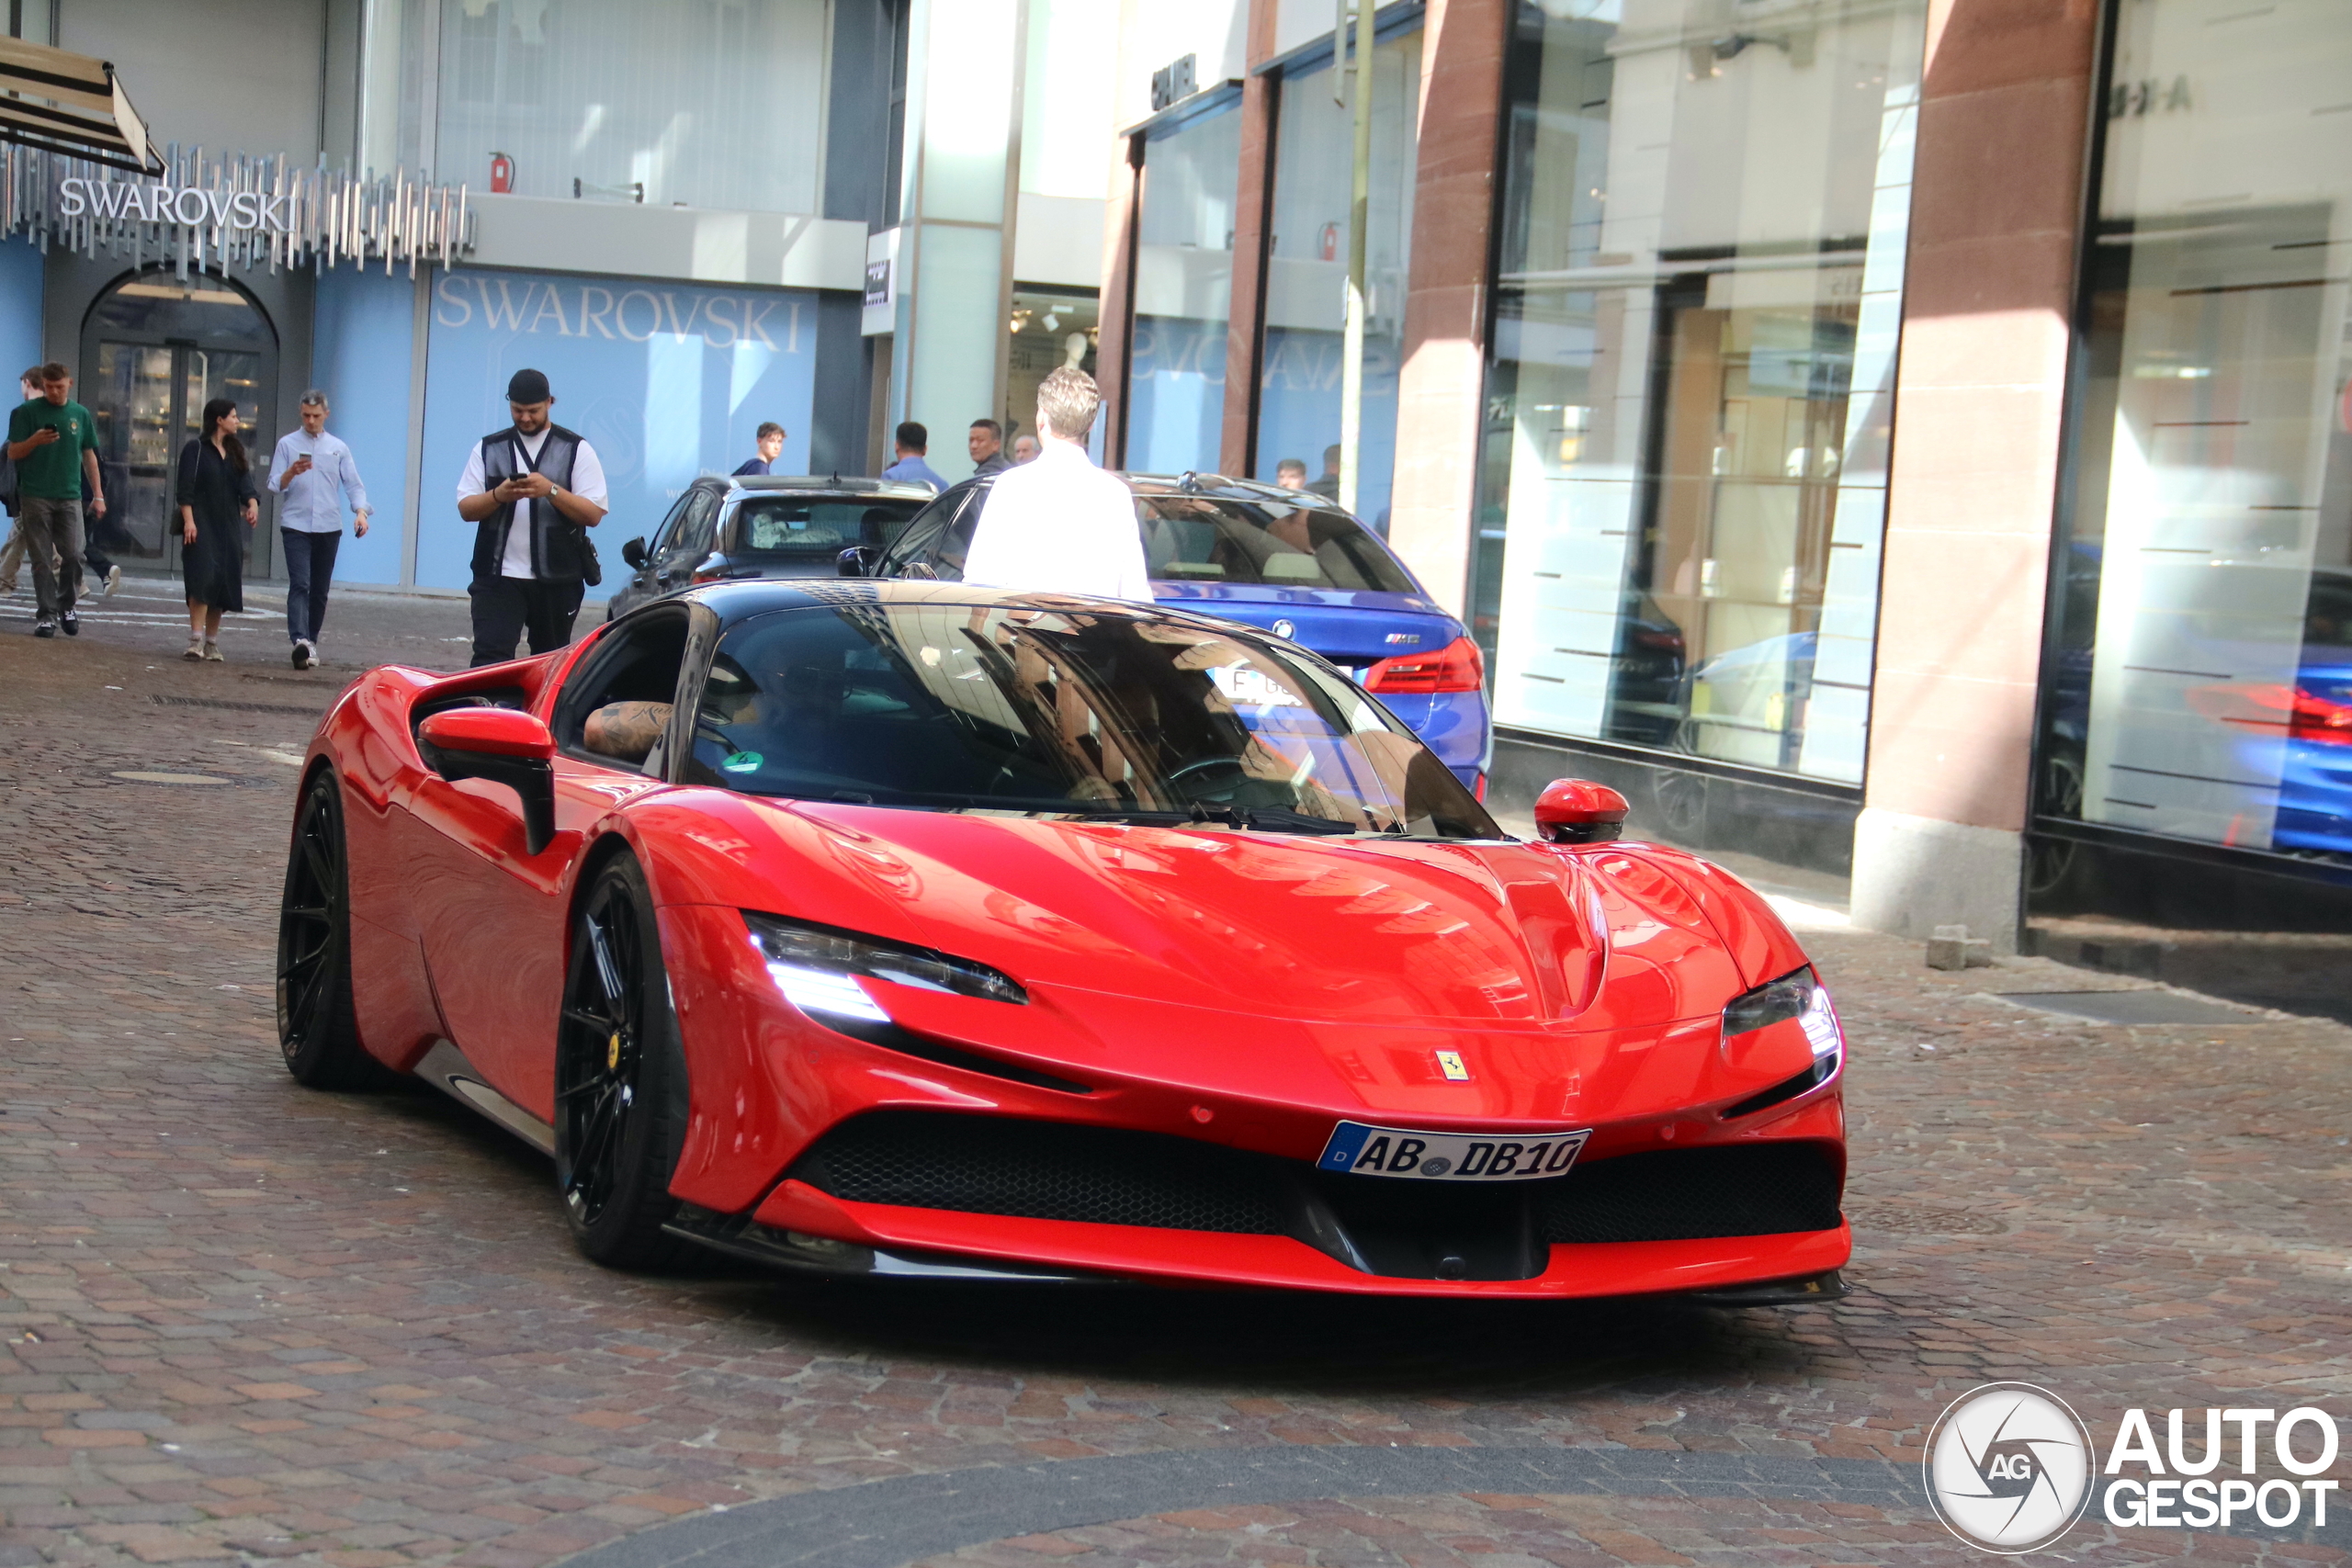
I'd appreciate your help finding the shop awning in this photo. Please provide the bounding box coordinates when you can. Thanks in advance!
[0,35,155,173]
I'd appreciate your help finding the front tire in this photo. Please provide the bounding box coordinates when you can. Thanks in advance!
[556,854,691,1269]
[277,771,389,1089]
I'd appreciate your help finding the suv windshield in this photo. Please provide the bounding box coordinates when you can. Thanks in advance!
[1140,495,1416,593]
[684,600,1497,839]
[733,497,927,562]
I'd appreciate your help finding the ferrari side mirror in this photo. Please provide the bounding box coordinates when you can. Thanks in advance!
[1532,778,1629,845]
[621,536,648,570]
[417,708,559,854]
[837,545,876,578]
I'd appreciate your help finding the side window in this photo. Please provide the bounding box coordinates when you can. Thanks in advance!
[554,609,694,773]
[656,489,720,576]
[645,491,695,558]
[879,483,977,577]
[931,488,989,581]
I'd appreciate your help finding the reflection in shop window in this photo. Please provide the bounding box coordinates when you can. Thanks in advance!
[1255,28,1421,529]
[1128,97,1241,477]
[1472,0,1927,785]
[2046,2,2352,867]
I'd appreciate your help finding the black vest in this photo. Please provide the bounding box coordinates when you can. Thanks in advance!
[470,423,590,583]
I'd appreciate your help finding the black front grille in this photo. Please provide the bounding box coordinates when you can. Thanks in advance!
[788,1113,1842,1276]
[1538,1142,1842,1244]
[793,1111,1288,1235]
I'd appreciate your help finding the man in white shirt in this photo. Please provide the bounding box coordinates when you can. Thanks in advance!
[961,367,1151,603]
[455,368,610,666]
[268,390,371,670]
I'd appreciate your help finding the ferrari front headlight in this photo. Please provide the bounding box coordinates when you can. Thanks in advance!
[742,911,1027,1030]
[1724,965,1841,1062]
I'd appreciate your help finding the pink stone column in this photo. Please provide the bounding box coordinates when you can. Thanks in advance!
[1386,0,1509,615]
[1850,0,2101,949]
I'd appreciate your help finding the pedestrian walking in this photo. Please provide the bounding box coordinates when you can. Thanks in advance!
[455,367,610,667]
[880,421,946,491]
[1012,433,1040,465]
[732,422,786,477]
[268,390,371,670]
[52,370,121,598]
[961,367,1150,602]
[967,418,1010,478]
[4,363,106,638]
[0,365,51,596]
[176,398,258,661]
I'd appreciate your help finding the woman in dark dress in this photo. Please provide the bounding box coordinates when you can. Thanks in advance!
[176,398,259,661]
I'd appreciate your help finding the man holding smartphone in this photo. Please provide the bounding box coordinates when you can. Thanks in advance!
[268,390,371,669]
[454,368,609,666]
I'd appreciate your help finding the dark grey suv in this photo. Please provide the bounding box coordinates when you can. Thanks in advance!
[605,474,936,620]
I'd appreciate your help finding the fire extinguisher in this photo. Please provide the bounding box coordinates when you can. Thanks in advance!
[1318,222,1340,262]
[490,152,514,194]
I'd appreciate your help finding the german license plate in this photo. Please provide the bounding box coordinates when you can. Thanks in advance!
[1316,1121,1591,1181]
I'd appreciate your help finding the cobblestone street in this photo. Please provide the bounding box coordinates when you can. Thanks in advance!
[2,596,2347,1568]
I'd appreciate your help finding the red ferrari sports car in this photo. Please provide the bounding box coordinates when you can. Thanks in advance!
[276,581,1849,1299]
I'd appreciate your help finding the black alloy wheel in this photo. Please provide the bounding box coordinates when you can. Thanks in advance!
[276,771,389,1089]
[555,855,691,1269]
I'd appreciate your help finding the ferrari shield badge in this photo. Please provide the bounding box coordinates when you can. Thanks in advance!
[1435,1050,1470,1081]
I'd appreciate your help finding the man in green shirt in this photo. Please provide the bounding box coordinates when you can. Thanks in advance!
[5,363,106,637]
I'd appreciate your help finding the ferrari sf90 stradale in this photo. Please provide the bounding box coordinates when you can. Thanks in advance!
[277,581,1848,1298]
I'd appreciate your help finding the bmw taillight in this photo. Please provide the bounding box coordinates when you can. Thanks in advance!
[1363,635,1485,694]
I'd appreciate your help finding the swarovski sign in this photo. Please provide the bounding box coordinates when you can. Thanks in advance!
[59,176,295,232]
[2,141,471,279]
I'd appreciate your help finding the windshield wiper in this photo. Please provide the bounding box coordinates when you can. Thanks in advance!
[1238,807,1362,836]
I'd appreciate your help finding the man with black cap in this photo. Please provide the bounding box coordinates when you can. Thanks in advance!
[455,368,610,666]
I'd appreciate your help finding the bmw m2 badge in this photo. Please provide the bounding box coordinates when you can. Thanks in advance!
[1317,1122,1591,1181]
[1271,618,1296,639]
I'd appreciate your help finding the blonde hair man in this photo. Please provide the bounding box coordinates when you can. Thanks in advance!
[959,367,1150,603]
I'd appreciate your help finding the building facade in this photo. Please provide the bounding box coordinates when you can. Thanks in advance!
[0,0,1119,598]
[1087,0,2352,980]
[5,0,2346,974]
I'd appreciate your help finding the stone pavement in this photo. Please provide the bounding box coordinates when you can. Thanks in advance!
[1,610,2347,1568]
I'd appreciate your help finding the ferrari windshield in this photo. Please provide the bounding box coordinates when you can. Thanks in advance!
[684,601,1498,839]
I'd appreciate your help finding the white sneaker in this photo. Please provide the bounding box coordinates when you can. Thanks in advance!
[201,640,224,662]
[184,632,203,660]
[103,565,121,597]
[291,639,313,670]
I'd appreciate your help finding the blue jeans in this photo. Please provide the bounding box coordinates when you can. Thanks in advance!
[281,528,343,644]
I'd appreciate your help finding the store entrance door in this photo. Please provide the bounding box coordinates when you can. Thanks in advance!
[81,271,280,581]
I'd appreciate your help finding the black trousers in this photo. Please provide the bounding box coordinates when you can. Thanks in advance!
[469,575,585,667]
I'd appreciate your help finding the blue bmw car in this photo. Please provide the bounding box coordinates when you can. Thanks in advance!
[854,473,1495,794]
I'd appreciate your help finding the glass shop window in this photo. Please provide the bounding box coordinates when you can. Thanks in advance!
[1253,27,1420,532]
[1126,96,1242,478]
[1472,0,1928,785]
[420,0,828,213]
[2043,2,2352,868]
